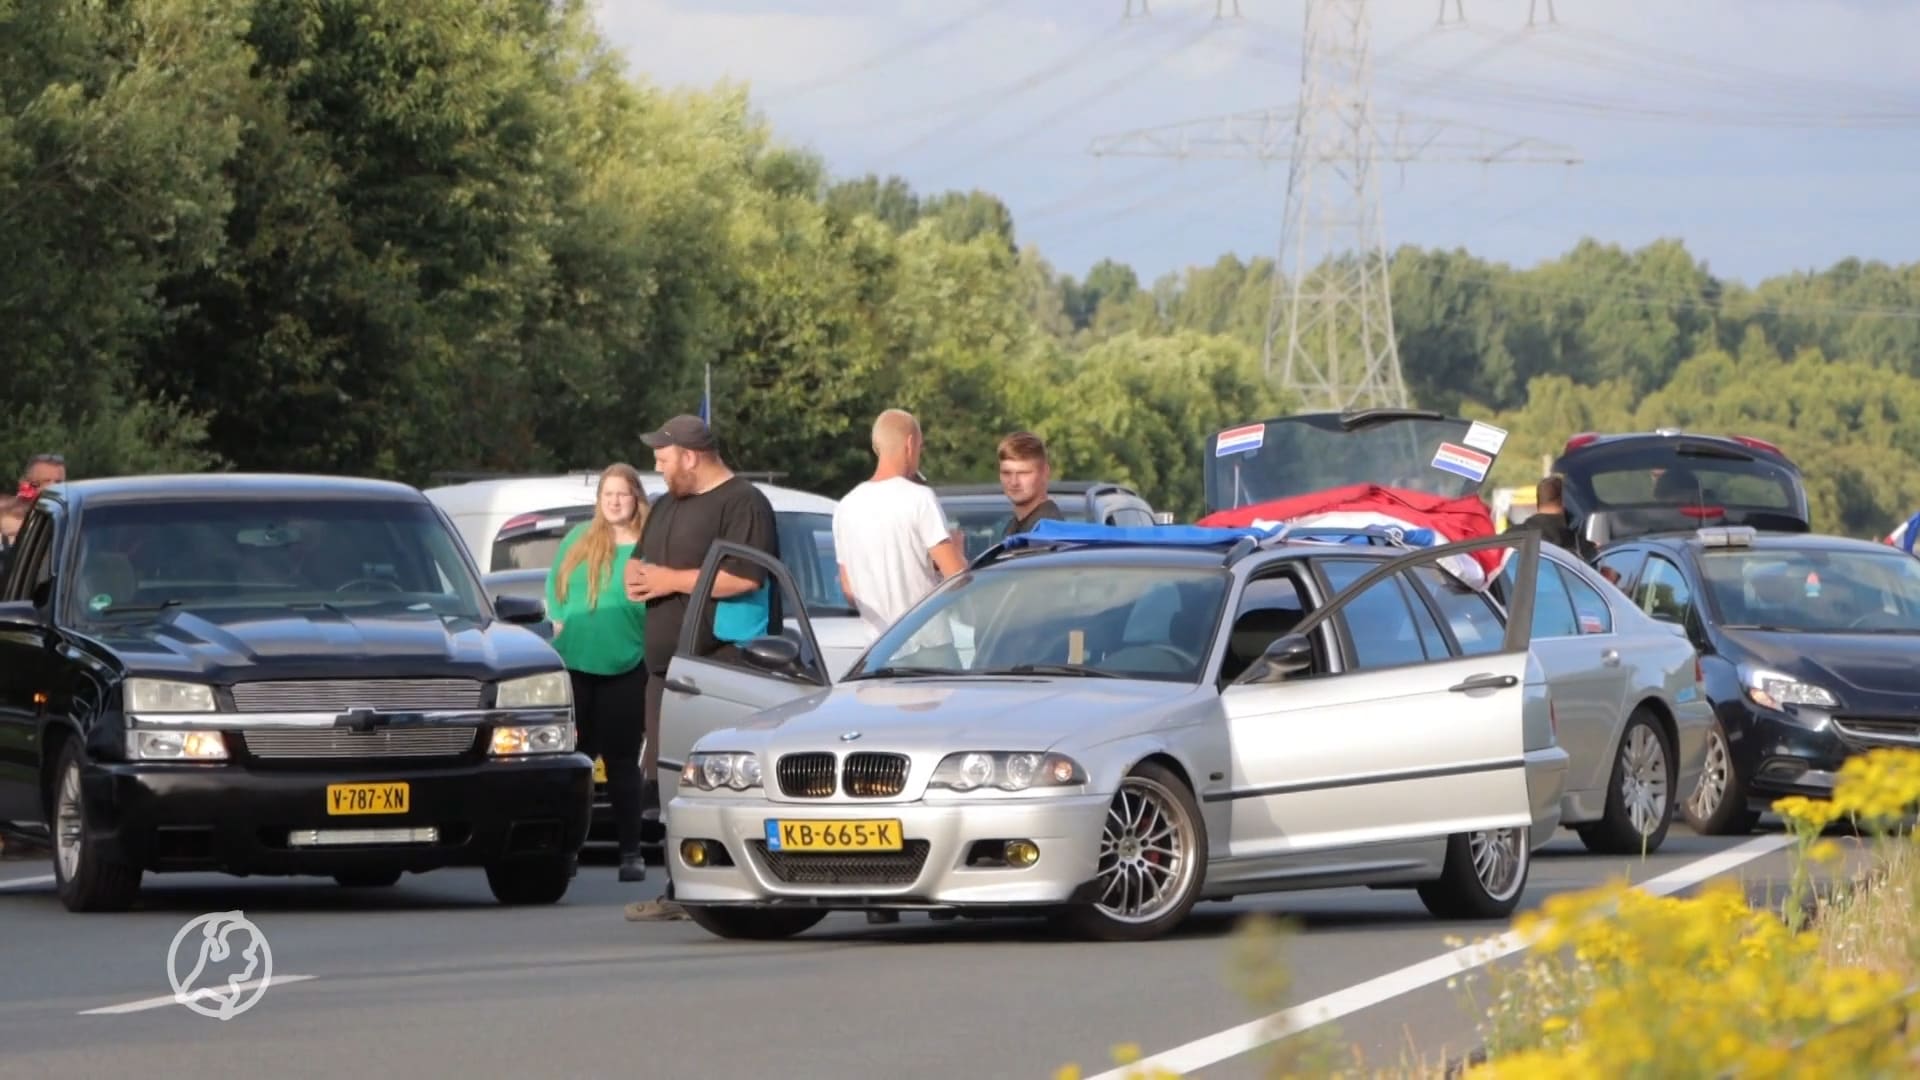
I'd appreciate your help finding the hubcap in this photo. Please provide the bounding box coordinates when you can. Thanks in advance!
[1094,777,1195,924]
[1468,827,1527,902]
[1621,725,1670,836]
[54,762,82,882]
[1689,727,1730,820]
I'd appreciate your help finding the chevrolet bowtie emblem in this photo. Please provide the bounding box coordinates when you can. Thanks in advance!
[839,731,862,742]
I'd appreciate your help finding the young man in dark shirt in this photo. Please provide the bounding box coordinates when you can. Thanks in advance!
[997,431,1065,537]
[622,414,779,919]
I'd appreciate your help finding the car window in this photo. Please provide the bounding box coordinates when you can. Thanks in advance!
[1634,555,1693,624]
[688,545,817,678]
[1497,555,1580,639]
[1319,559,1431,671]
[1593,550,1642,592]
[1220,570,1313,682]
[772,511,853,617]
[1409,564,1506,657]
[3,508,55,603]
[1558,564,1614,634]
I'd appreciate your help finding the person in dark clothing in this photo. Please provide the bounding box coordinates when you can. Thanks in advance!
[621,414,779,920]
[997,431,1065,537]
[1521,474,1578,550]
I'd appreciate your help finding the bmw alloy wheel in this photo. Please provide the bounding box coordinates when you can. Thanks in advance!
[54,761,83,883]
[1468,827,1526,903]
[1093,775,1197,925]
[1621,724,1671,836]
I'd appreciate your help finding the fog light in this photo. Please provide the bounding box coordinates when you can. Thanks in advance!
[681,839,709,867]
[1004,840,1039,867]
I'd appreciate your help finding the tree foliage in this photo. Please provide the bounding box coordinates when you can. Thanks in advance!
[5,0,1918,536]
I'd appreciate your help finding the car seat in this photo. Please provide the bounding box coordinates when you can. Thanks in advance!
[1220,606,1306,683]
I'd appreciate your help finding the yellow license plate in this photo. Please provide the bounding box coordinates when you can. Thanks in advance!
[325,782,410,816]
[764,819,903,853]
[593,756,607,784]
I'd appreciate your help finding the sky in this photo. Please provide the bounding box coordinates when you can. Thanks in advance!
[588,0,1920,288]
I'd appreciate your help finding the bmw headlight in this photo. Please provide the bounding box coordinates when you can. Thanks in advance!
[682,752,763,792]
[126,729,229,761]
[928,751,1086,792]
[489,723,576,756]
[497,671,571,709]
[125,678,216,713]
[1744,667,1839,712]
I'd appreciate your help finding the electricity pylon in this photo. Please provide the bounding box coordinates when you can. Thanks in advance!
[1088,0,1578,410]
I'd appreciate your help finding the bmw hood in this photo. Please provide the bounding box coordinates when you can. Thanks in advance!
[712,678,1199,756]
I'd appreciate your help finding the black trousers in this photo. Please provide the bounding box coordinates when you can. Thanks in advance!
[570,664,649,854]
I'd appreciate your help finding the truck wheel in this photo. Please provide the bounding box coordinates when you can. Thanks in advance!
[48,740,142,913]
[485,855,573,905]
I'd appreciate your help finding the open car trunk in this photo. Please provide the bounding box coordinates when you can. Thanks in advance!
[1550,435,1811,546]
[1199,410,1514,589]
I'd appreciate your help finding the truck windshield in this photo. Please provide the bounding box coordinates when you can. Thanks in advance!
[68,498,487,623]
[1204,413,1499,513]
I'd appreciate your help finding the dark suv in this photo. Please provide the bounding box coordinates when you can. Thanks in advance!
[1551,430,1812,553]
[936,481,1163,561]
[1591,526,1920,834]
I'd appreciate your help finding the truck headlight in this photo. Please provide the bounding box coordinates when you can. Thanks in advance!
[126,678,216,713]
[126,729,229,761]
[496,671,570,709]
[929,751,1086,792]
[489,723,576,756]
[682,752,762,791]
[1744,667,1839,712]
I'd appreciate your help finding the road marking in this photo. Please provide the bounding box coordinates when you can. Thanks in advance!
[1085,834,1795,1079]
[78,975,319,1015]
[0,873,55,891]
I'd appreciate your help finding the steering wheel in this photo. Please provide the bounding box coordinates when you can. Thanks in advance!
[1106,642,1202,670]
[336,577,404,594]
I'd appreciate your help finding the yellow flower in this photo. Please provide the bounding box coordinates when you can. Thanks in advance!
[1109,1043,1142,1066]
[1054,1066,1083,1080]
[1808,839,1843,863]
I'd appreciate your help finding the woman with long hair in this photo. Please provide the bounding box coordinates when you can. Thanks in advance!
[544,464,651,882]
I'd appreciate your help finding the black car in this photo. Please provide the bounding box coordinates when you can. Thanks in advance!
[1590,525,1920,833]
[0,475,593,911]
[1551,429,1812,552]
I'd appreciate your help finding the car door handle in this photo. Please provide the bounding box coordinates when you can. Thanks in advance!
[663,677,700,697]
[1448,673,1518,693]
[1600,648,1621,667]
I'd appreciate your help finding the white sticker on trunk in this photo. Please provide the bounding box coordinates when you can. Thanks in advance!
[1463,421,1508,455]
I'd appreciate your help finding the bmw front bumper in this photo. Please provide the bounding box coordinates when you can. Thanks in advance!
[665,793,1113,909]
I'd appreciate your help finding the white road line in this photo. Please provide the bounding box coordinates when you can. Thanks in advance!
[78,975,320,1016]
[0,873,55,891]
[1086,834,1796,1080]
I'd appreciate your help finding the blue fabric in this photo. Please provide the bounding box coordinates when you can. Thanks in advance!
[1901,510,1920,555]
[1002,519,1282,549]
[713,584,769,642]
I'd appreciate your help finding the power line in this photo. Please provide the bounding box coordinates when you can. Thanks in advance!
[762,0,1020,103]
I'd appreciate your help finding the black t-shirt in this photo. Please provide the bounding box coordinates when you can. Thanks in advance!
[1004,498,1065,537]
[634,474,780,672]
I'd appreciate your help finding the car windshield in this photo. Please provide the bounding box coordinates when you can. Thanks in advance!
[774,511,855,617]
[848,561,1229,683]
[1205,413,1500,513]
[68,498,486,624]
[1560,442,1810,538]
[941,495,1090,561]
[1701,548,1920,633]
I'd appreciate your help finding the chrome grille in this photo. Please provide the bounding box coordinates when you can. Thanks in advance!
[776,753,837,798]
[241,727,479,760]
[230,679,484,713]
[1834,716,1920,747]
[843,752,909,797]
[752,840,930,886]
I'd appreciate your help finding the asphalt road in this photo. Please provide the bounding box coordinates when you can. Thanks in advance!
[0,823,1821,1080]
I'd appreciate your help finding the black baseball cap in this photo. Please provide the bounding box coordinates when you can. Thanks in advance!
[640,414,716,452]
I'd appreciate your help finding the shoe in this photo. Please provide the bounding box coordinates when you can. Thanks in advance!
[618,851,647,883]
[624,898,689,921]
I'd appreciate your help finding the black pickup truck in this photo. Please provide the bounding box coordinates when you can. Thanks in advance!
[0,474,593,911]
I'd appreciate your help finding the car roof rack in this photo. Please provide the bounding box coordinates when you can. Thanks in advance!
[968,520,1427,570]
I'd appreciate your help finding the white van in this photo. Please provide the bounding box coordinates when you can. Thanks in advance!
[426,472,870,677]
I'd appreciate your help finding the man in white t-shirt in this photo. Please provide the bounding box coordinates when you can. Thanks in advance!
[833,409,968,650]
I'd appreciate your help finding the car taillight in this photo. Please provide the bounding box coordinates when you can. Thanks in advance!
[1730,434,1784,456]
[1564,432,1599,452]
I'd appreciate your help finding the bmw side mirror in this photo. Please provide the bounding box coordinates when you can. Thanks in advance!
[494,594,546,625]
[1582,511,1613,549]
[1246,634,1316,684]
[742,634,803,673]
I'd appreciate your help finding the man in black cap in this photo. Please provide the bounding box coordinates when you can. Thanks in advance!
[621,414,778,920]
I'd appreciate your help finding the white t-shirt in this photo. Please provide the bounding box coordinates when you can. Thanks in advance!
[832,476,954,645]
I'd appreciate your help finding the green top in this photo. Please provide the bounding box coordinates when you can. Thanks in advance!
[543,524,646,676]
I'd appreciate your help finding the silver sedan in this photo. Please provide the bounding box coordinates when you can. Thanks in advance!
[656,525,1567,942]
[1496,544,1713,854]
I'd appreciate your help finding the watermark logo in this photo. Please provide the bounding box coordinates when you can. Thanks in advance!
[168,910,273,1020]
